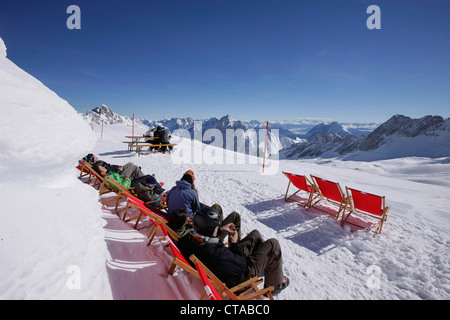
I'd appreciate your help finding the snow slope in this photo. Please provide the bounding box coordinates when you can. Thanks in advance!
[0,35,449,300]
[0,36,111,299]
[88,125,450,300]
[0,39,96,187]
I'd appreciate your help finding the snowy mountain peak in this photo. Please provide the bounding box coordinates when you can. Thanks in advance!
[358,114,447,152]
[304,121,351,141]
[218,114,247,130]
[85,104,133,125]
[0,37,7,58]
[93,104,114,117]
[84,105,148,128]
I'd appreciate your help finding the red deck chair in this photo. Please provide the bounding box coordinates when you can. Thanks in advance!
[189,255,274,300]
[309,175,347,219]
[78,160,101,187]
[190,255,223,300]
[159,224,199,279]
[77,161,91,182]
[282,171,318,207]
[122,193,168,236]
[341,187,390,234]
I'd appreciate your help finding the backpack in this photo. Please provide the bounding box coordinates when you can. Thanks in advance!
[134,182,162,207]
[159,129,170,144]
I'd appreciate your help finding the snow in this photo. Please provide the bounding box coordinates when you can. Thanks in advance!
[0,36,449,300]
[0,39,96,187]
[0,37,6,58]
[344,132,450,161]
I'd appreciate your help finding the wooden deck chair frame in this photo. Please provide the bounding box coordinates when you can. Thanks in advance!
[82,166,133,212]
[122,193,167,228]
[78,160,102,187]
[341,187,390,234]
[191,255,223,300]
[145,215,162,245]
[99,174,137,211]
[189,255,274,301]
[77,161,93,182]
[146,221,181,248]
[80,161,117,197]
[159,224,199,279]
[309,175,347,219]
[282,171,318,207]
[77,161,121,206]
[121,193,170,244]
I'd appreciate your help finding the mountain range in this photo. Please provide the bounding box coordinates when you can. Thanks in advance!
[83,105,450,160]
[283,114,450,160]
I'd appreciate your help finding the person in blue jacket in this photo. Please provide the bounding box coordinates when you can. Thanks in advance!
[166,170,200,218]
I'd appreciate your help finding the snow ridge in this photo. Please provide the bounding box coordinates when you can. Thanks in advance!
[0,37,6,58]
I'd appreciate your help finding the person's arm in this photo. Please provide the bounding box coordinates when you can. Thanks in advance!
[225,226,239,244]
[190,190,201,214]
[108,172,131,188]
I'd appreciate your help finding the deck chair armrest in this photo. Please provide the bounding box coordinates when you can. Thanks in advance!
[383,206,391,220]
[228,277,262,293]
[145,199,162,204]
[237,286,274,300]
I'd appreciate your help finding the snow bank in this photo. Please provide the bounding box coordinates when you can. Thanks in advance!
[0,37,6,58]
[0,184,112,299]
[0,36,111,299]
[0,36,96,187]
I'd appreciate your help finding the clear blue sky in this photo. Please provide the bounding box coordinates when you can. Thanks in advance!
[1,0,449,123]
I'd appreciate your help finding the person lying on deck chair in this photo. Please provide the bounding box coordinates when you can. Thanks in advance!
[177,206,290,295]
[93,163,165,208]
[83,154,144,180]
[168,204,241,243]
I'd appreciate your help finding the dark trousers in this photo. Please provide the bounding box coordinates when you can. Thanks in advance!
[210,204,242,242]
[120,162,144,180]
[131,175,165,195]
[237,230,284,287]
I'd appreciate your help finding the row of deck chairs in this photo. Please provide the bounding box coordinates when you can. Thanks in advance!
[77,159,274,300]
[282,171,390,234]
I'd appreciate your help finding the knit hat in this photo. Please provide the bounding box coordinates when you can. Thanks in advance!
[84,154,94,163]
[184,170,195,182]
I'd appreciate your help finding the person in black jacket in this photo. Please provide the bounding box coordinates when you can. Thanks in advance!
[153,126,172,153]
[83,154,144,180]
[177,206,289,294]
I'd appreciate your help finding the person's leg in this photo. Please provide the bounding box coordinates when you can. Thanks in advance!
[121,162,144,179]
[246,237,284,287]
[236,229,264,256]
[211,204,223,219]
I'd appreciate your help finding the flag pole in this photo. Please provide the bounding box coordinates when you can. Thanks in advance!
[262,121,269,173]
[132,113,135,137]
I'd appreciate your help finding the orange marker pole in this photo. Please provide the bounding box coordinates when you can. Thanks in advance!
[132,113,135,137]
[262,121,269,173]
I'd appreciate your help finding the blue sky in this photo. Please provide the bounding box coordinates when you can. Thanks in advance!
[0,0,449,123]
